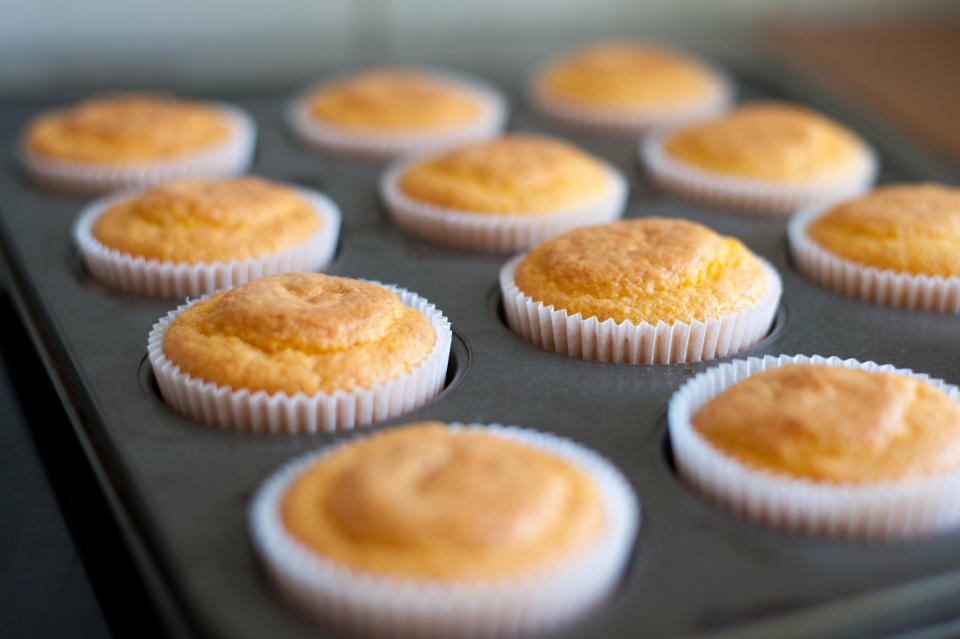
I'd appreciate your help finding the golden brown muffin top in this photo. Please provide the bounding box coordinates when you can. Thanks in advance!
[807,183,960,277]
[282,422,605,579]
[25,92,231,163]
[514,218,768,324]
[693,364,960,482]
[397,134,609,214]
[162,273,436,395]
[536,41,718,109]
[307,69,482,131]
[92,177,322,263]
[664,102,864,181]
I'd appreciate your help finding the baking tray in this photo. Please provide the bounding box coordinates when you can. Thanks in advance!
[3,50,960,639]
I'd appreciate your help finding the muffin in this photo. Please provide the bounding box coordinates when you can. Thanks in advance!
[668,354,960,539]
[789,183,960,313]
[74,177,341,297]
[148,273,452,432]
[381,134,627,251]
[530,40,732,133]
[500,217,781,363]
[21,92,255,193]
[641,101,877,214]
[288,67,507,157]
[249,421,639,637]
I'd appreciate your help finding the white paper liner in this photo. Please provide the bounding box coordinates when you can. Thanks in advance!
[20,103,257,194]
[249,423,639,637]
[528,65,734,134]
[147,283,452,433]
[668,354,960,540]
[381,160,628,251]
[788,202,960,313]
[499,254,782,364]
[287,68,508,159]
[640,132,878,215]
[74,185,342,298]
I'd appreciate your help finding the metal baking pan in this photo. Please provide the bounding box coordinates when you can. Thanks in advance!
[2,49,960,639]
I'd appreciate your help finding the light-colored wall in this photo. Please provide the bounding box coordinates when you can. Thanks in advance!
[2,0,955,95]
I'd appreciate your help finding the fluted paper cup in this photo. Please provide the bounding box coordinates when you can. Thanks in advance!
[75,185,341,298]
[381,160,628,252]
[21,103,256,194]
[147,283,451,433]
[500,254,781,364]
[789,202,960,313]
[249,423,639,637]
[529,67,733,134]
[287,68,507,159]
[668,354,960,540]
[640,133,878,215]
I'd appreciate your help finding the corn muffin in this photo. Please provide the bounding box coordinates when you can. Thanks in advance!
[693,364,960,482]
[642,101,877,214]
[531,41,731,132]
[250,421,638,636]
[75,178,341,297]
[289,67,506,157]
[162,273,436,395]
[383,134,627,250]
[21,92,256,193]
[789,183,960,313]
[501,218,781,363]
[668,355,960,539]
[91,177,320,263]
[515,218,768,324]
[807,183,960,277]
[149,274,451,431]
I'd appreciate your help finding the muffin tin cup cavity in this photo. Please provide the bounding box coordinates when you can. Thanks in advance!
[527,65,734,135]
[788,203,960,313]
[380,160,628,251]
[147,283,452,433]
[74,185,342,298]
[248,423,639,638]
[20,103,257,194]
[639,133,878,215]
[286,68,508,159]
[668,354,960,540]
[499,254,782,364]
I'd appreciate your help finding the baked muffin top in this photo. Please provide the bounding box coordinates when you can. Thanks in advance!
[692,364,960,482]
[397,134,609,214]
[25,93,231,163]
[514,217,768,324]
[664,102,864,182]
[807,183,960,277]
[281,422,605,579]
[162,273,436,395]
[92,177,322,263]
[307,69,482,131]
[536,41,718,109]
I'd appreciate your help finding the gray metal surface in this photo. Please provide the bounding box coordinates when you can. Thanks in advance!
[2,59,960,639]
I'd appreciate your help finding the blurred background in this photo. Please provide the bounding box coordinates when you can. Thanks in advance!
[5,0,959,164]
[1,0,956,91]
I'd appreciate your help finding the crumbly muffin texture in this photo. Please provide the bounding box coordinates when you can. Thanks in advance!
[162,273,436,395]
[308,69,482,131]
[665,102,864,182]
[807,183,960,277]
[93,177,321,263]
[398,134,609,214]
[514,217,768,324]
[693,364,960,482]
[537,41,717,109]
[25,92,231,163]
[281,422,605,579]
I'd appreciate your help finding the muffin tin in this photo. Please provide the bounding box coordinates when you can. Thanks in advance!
[2,53,960,639]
